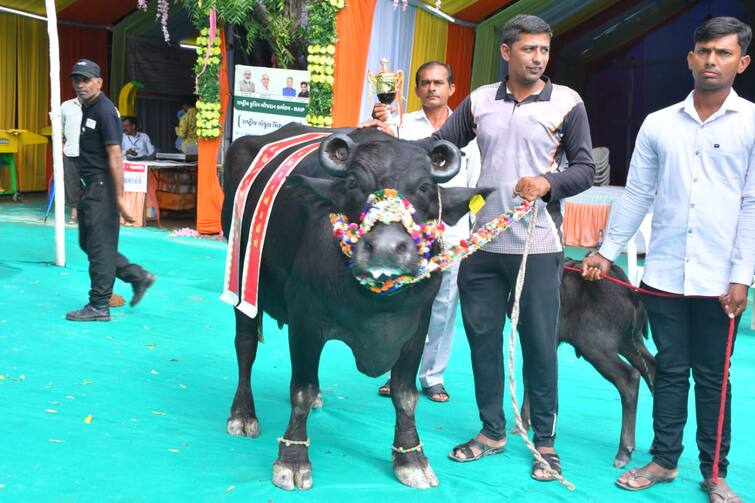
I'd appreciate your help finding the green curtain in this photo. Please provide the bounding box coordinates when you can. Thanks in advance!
[406,10,448,113]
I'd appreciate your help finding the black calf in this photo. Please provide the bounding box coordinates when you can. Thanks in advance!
[521,258,656,468]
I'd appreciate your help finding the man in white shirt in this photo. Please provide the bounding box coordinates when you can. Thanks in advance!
[121,117,156,161]
[61,97,82,224]
[583,17,753,502]
[373,61,480,403]
[258,73,271,97]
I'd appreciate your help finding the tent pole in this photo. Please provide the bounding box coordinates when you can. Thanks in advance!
[45,0,65,266]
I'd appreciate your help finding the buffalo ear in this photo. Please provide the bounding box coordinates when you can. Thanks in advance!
[287,175,338,203]
[439,186,494,226]
[319,133,355,177]
[429,140,461,183]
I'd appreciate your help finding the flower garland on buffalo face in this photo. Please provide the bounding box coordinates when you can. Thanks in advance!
[330,190,534,295]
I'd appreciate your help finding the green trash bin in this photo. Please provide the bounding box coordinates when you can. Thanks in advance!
[0,152,21,202]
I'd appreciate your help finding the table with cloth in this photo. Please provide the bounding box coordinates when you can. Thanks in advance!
[121,160,197,227]
[562,185,649,252]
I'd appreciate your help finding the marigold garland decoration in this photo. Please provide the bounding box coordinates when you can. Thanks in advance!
[305,0,345,127]
[331,197,533,295]
[194,18,224,139]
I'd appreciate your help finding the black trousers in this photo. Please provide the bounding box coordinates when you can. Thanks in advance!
[458,250,563,447]
[642,284,741,479]
[63,155,81,209]
[77,175,146,308]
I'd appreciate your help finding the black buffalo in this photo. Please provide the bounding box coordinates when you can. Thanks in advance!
[221,123,487,490]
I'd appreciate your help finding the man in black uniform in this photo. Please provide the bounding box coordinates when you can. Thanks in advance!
[66,59,156,322]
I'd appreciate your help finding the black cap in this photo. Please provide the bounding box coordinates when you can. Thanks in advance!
[70,59,101,79]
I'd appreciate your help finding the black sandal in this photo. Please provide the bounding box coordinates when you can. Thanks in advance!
[532,452,562,481]
[448,438,505,463]
[422,384,450,402]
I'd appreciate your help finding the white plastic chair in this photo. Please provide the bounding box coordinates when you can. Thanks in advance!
[625,213,653,286]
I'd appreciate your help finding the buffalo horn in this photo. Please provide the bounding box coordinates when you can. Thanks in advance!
[319,133,355,177]
[429,140,461,183]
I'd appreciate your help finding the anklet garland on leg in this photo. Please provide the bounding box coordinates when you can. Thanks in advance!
[391,442,423,454]
[278,437,311,447]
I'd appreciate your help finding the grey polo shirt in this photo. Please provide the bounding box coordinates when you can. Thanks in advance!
[413,77,595,254]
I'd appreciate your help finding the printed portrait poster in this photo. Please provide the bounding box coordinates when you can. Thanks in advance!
[232,65,310,140]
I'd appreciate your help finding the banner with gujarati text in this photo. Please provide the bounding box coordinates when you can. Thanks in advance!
[232,65,310,140]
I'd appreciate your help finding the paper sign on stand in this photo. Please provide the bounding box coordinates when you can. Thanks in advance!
[124,162,148,193]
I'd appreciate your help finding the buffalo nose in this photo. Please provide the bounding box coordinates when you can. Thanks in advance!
[354,223,418,273]
[361,232,413,260]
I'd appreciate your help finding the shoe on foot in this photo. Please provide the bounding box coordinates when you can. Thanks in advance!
[130,273,156,307]
[66,304,111,322]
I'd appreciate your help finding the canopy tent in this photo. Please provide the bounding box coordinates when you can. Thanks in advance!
[0,0,137,193]
[3,0,753,235]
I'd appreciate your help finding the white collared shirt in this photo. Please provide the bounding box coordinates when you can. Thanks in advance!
[397,108,481,245]
[61,98,82,157]
[600,89,755,295]
[121,131,156,159]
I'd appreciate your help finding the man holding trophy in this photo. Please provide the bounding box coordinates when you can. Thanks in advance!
[370,60,480,404]
[363,15,595,481]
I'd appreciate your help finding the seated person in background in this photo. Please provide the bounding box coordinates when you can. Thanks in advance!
[298,81,309,98]
[175,98,198,154]
[282,77,296,97]
[121,117,155,160]
[174,108,186,151]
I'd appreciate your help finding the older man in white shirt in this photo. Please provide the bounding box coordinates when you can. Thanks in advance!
[374,61,480,402]
[61,97,83,223]
[583,17,753,502]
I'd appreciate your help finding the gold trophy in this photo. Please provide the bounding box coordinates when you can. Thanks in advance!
[367,58,404,128]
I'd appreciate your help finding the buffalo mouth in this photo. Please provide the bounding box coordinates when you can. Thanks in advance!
[352,265,414,282]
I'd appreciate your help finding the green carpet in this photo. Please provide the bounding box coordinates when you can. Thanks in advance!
[1,202,753,502]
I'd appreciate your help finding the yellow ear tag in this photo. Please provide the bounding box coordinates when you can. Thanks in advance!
[469,194,486,215]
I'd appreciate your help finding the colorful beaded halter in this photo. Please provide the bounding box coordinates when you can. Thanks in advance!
[330,189,533,295]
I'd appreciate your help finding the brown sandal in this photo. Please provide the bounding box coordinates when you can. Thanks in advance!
[615,468,676,491]
[700,479,743,503]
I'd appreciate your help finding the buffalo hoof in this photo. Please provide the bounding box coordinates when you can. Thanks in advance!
[273,460,313,491]
[393,453,438,489]
[226,416,260,438]
[312,392,324,409]
[613,449,632,468]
